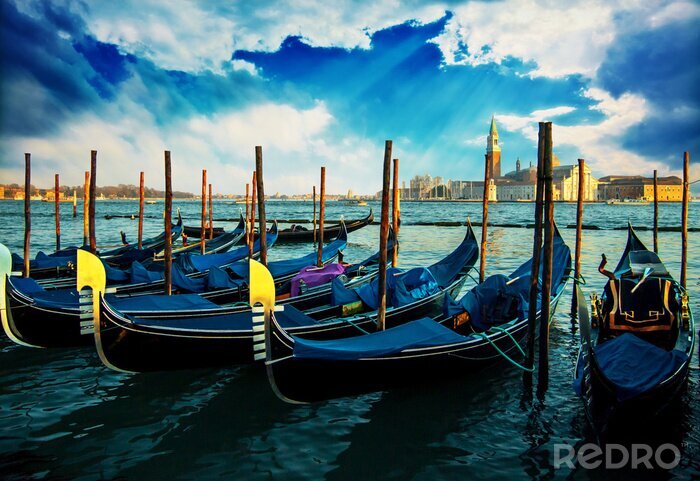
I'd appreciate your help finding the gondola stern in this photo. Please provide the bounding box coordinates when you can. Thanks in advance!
[76,250,107,350]
[0,243,39,347]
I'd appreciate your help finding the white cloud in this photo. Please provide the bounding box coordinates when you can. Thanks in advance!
[230,59,259,76]
[431,0,698,79]
[497,88,679,176]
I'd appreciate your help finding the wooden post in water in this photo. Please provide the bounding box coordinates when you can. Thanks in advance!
[392,158,400,266]
[138,172,145,249]
[652,169,659,254]
[245,183,250,248]
[72,190,77,218]
[83,171,89,246]
[208,184,214,239]
[255,146,267,266]
[249,171,257,259]
[54,174,61,251]
[317,167,326,267]
[200,169,207,254]
[164,151,173,295]
[479,154,491,283]
[524,126,545,384]
[538,122,555,396]
[313,185,317,246]
[681,152,689,289]
[571,159,585,314]
[89,150,97,254]
[377,140,392,331]
[23,153,30,278]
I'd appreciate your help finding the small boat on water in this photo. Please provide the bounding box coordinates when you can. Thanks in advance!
[343,199,368,206]
[256,225,570,403]
[606,198,650,205]
[185,209,374,243]
[573,224,695,434]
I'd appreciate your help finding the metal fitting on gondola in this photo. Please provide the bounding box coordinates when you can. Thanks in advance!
[590,292,601,328]
[680,293,690,329]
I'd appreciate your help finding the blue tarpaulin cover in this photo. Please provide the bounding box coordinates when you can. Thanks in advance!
[108,293,220,312]
[574,333,688,402]
[331,267,440,309]
[206,266,244,290]
[444,230,571,329]
[130,261,163,284]
[171,265,206,293]
[293,317,467,360]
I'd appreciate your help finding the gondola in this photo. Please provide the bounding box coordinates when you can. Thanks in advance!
[258,226,571,403]
[0,224,278,348]
[75,224,476,372]
[9,212,183,280]
[277,209,373,242]
[573,224,695,434]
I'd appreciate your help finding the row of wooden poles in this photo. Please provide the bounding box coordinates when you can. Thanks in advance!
[20,133,691,381]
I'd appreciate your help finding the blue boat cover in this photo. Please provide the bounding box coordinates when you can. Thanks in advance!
[574,333,688,402]
[179,243,250,273]
[206,266,245,290]
[331,267,440,309]
[444,231,571,328]
[108,293,220,312]
[130,261,163,284]
[11,277,46,295]
[172,264,207,293]
[293,317,467,360]
[102,261,130,283]
[228,235,347,280]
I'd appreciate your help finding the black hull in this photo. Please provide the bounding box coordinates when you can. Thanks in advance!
[3,278,88,347]
[277,211,373,243]
[93,271,459,372]
[267,298,559,404]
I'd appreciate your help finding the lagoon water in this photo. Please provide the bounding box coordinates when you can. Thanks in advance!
[0,199,698,480]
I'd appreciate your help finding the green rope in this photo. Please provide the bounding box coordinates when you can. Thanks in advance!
[476,329,534,372]
[491,326,526,357]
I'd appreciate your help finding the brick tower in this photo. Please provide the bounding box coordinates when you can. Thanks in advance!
[486,115,501,178]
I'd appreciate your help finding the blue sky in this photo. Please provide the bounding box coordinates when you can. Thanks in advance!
[0,0,698,194]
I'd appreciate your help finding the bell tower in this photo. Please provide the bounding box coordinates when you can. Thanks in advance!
[486,115,501,178]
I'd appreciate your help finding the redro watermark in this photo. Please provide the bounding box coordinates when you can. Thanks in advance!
[554,443,681,470]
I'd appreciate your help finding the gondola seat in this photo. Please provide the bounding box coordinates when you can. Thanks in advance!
[587,332,688,402]
[602,278,678,348]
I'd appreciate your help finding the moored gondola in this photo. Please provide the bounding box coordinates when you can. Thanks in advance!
[275,209,373,243]
[9,212,183,280]
[573,224,695,434]
[75,224,475,372]
[0,223,278,348]
[257,226,571,403]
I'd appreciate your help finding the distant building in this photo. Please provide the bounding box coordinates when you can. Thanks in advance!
[486,116,501,178]
[598,175,682,201]
[552,164,598,201]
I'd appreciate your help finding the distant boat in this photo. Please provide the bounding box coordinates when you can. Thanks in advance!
[344,199,367,206]
[606,198,650,205]
[146,200,157,205]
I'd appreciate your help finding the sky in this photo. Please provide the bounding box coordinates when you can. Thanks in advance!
[0,0,698,195]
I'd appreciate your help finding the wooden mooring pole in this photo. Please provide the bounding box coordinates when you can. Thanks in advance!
[23,153,30,278]
[89,151,97,254]
[255,147,267,266]
[313,185,317,246]
[653,170,659,254]
[164,151,173,295]
[200,169,207,254]
[249,171,257,259]
[317,167,326,267]
[54,174,61,252]
[72,190,77,218]
[392,158,400,266]
[138,172,145,249]
[681,152,689,289]
[377,140,392,331]
[208,184,214,240]
[538,122,555,396]
[571,159,585,314]
[83,171,89,246]
[479,154,491,283]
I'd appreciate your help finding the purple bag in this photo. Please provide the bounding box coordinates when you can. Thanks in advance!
[290,263,347,297]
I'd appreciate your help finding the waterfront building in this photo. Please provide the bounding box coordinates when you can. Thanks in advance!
[552,164,599,201]
[598,175,682,201]
[486,115,501,178]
